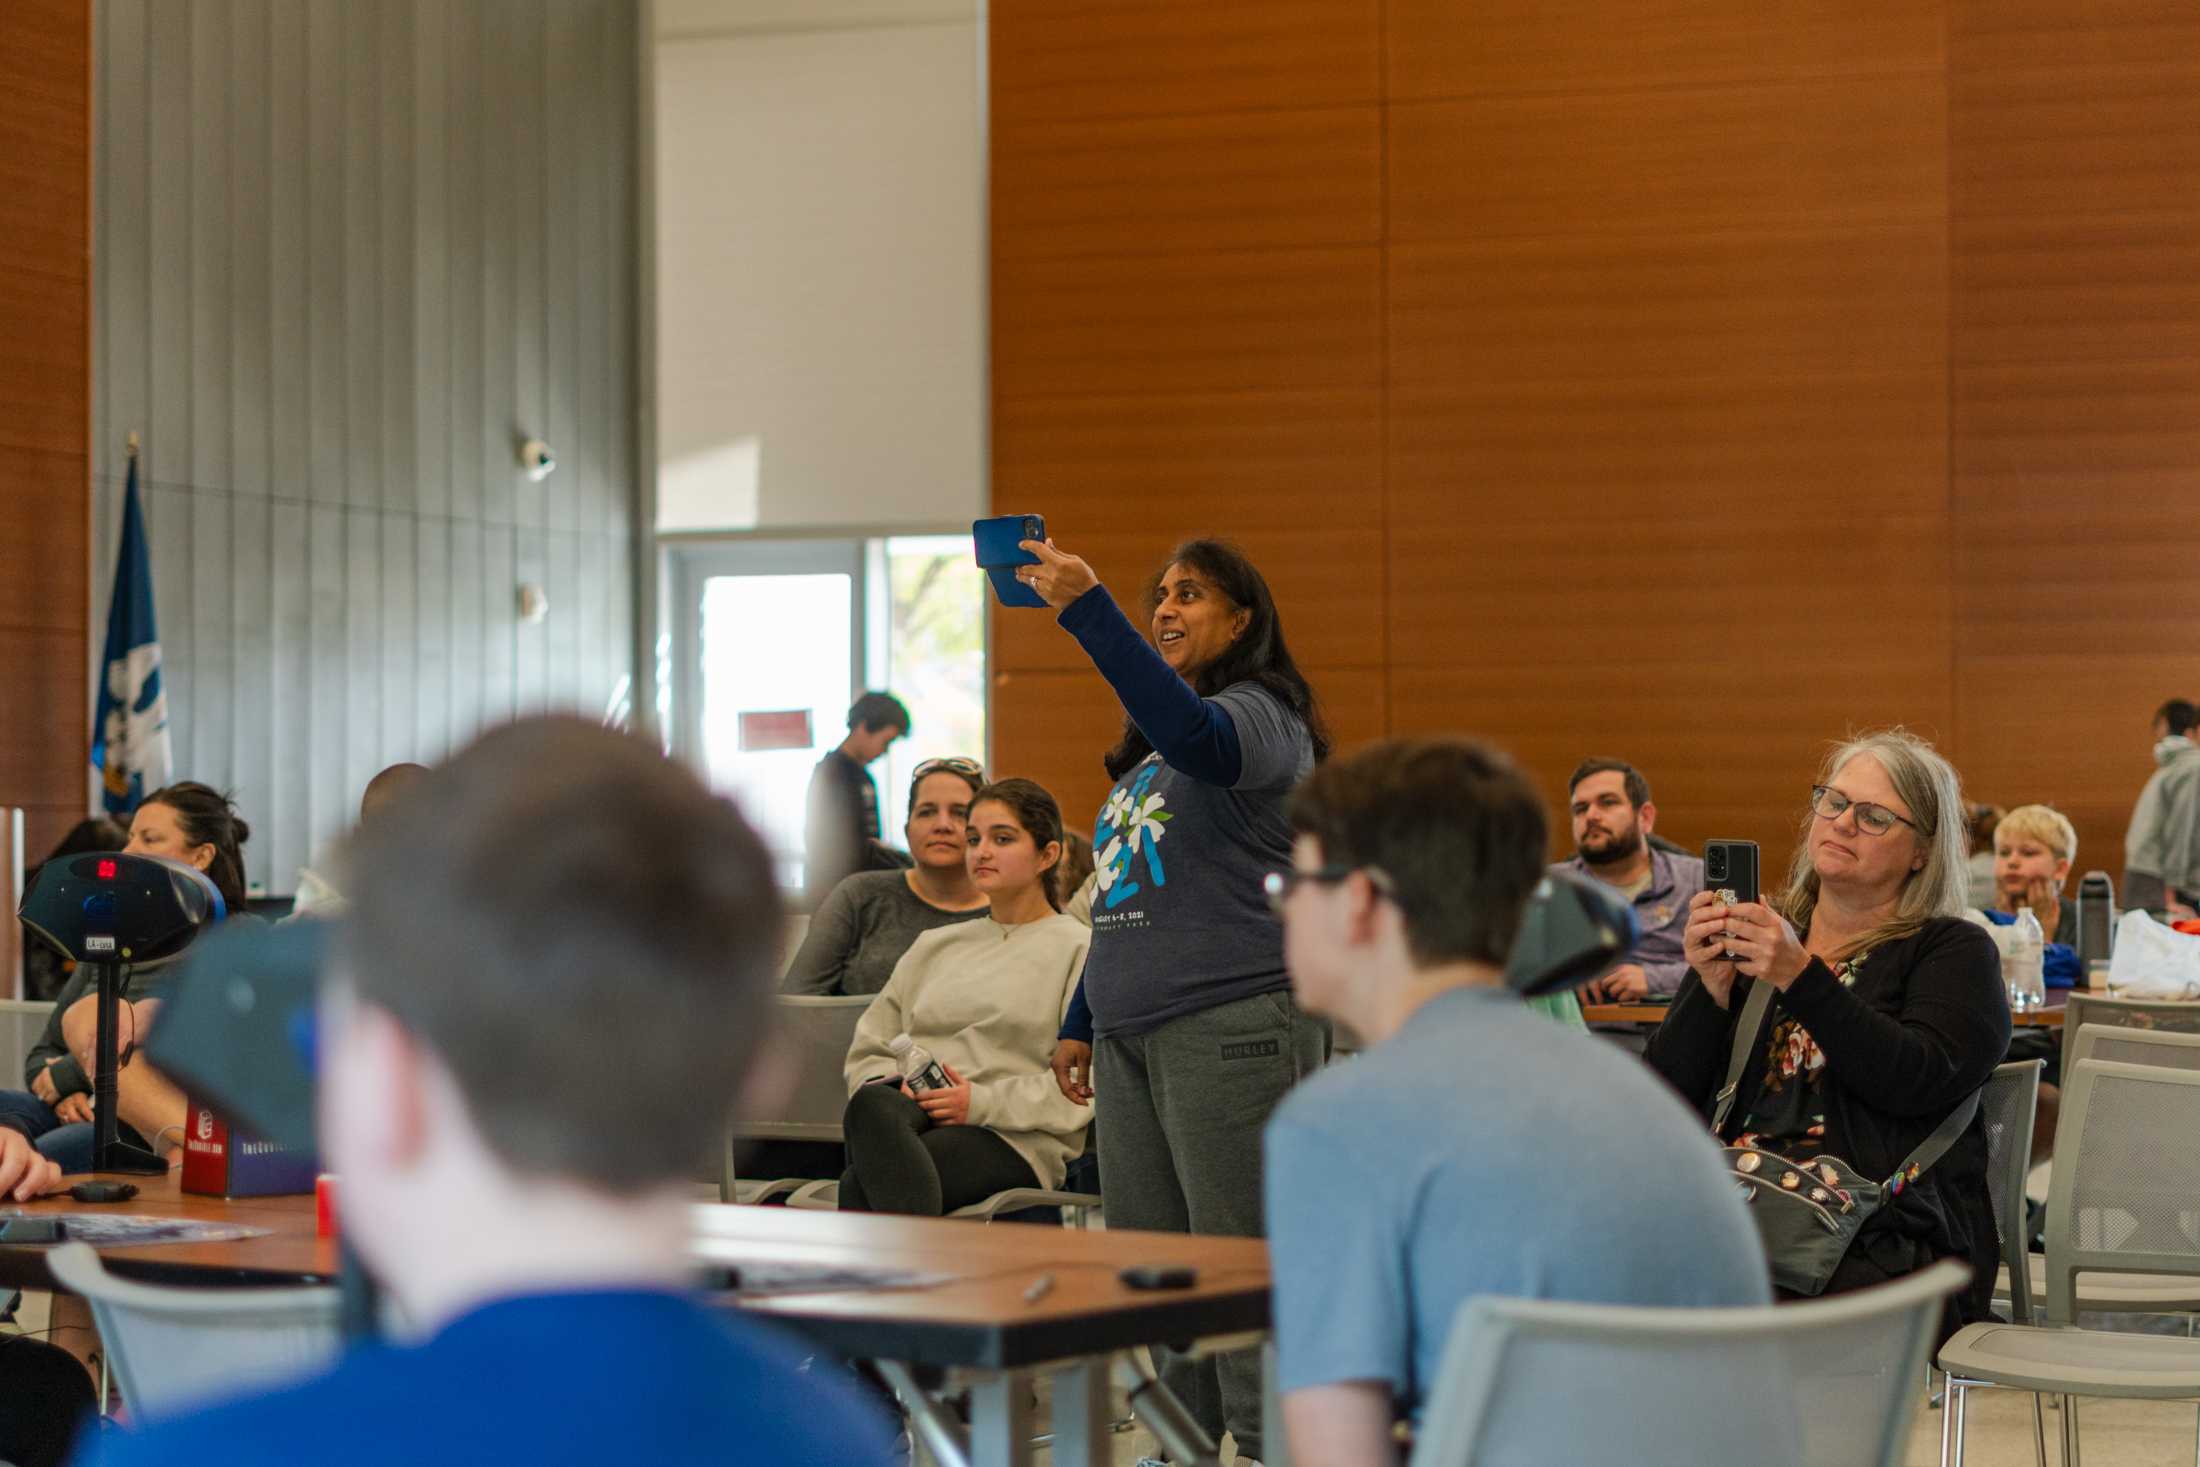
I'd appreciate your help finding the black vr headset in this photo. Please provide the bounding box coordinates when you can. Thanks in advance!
[19,852,224,967]
[1505,869,1639,998]
[17,852,228,1174]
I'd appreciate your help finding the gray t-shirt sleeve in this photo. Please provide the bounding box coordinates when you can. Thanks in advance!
[1214,685,1309,793]
[1265,1105,1412,1401]
[782,881,862,995]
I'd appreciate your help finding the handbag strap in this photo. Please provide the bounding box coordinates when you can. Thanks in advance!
[1886,1087,1983,1192]
[1709,979,1774,1137]
[1706,976,1984,1187]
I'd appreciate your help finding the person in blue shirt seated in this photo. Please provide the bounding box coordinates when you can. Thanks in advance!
[1980,803,2082,986]
[1263,738,1770,1467]
[1557,756,1706,1003]
[1981,802,2083,1158]
[74,716,897,1467]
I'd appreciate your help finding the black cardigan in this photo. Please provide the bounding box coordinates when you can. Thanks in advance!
[1646,916,2011,1323]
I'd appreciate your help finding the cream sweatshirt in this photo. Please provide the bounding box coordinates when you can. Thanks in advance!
[844,912,1092,1189]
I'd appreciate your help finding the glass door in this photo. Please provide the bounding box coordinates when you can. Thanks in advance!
[672,541,864,894]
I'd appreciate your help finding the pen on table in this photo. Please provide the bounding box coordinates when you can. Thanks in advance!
[1022,1272,1055,1305]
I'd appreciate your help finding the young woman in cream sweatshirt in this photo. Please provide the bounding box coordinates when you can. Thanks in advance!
[838,779,1092,1214]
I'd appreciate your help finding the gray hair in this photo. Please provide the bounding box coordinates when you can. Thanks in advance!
[1775,727,1969,957]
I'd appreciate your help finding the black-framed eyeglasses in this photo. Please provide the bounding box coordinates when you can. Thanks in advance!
[1262,864,1396,914]
[1810,785,1919,838]
[910,757,985,784]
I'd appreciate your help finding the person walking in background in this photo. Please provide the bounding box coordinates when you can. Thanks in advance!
[804,691,912,907]
[1020,534,1327,1467]
[2124,697,2200,912]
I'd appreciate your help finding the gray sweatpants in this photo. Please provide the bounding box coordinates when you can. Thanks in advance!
[1094,990,1329,1462]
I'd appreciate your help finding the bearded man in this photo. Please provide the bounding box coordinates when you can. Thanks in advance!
[1558,758,1704,1002]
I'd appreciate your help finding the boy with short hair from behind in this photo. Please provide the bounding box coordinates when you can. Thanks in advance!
[76,716,896,1467]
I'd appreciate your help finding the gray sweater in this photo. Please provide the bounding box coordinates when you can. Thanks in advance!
[781,871,988,997]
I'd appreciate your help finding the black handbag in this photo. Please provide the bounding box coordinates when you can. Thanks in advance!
[1712,979,1981,1296]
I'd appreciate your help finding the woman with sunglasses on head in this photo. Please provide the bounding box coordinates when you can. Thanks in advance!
[1018,534,1328,1467]
[783,757,991,998]
[839,779,1090,1215]
[1646,730,2007,1339]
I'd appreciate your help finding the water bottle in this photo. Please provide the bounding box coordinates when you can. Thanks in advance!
[2075,871,2117,970]
[887,1033,951,1094]
[2005,908,2046,1013]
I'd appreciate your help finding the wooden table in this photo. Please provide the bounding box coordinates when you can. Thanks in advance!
[1580,1001,2067,1028]
[1,1173,1269,1467]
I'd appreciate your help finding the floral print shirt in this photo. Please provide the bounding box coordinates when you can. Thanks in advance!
[1736,951,1871,1163]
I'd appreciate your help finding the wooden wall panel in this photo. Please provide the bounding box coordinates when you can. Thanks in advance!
[1952,0,2200,887]
[993,0,2199,884]
[90,0,639,892]
[989,1,1387,830]
[1387,0,1941,99]
[0,0,89,859]
[990,0,1380,125]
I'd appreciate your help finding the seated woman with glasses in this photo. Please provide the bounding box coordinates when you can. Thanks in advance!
[784,757,991,998]
[1645,729,2007,1338]
[838,779,1091,1215]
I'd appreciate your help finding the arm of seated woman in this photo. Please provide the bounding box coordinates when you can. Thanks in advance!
[1776,923,2010,1115]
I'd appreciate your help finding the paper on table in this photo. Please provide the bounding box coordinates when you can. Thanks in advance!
[0,1213,274,1247]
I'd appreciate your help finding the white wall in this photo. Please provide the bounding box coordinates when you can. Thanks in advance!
[653,0,984,533]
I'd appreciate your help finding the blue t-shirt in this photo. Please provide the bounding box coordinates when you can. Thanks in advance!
[1264,986,1770,1420]
[1083,683,1313,1038]
[72,1290,898,1467]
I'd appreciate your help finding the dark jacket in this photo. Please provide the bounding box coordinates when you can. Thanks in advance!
[1646,916,2010,1330]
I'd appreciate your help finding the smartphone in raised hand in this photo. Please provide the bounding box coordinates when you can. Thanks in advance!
[1705,840,1760,959]
[973,515,1048,609]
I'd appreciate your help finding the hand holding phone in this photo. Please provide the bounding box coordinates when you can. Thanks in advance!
[1704,840,1760,959]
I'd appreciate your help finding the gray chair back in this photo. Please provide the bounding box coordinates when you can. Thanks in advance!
[2066,1021,2200,1074]
[2063,992,2200,1036]
[46,1243,341,1422]
[1981,1059,2042,1324]
[1405,1260,1969,1467]
[2044,1058,2200,1324]
[739,994,874,1141]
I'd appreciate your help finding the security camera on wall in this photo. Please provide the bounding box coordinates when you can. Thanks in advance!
[519,437,556,482]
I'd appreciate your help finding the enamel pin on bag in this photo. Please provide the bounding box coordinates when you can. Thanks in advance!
[1712,980,1980,1296]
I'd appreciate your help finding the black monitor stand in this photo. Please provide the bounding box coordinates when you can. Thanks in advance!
[86,960,168,1176]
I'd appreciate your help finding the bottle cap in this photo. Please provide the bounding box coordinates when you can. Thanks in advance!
[888,1033,913,1055]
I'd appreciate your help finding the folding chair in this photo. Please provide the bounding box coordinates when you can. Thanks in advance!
[721,994,872,1203]
[2064,993,2200,1036]
[1407,1260,1967,1466]
[46,1243,341,1422]
[1938,1060,2200,1465]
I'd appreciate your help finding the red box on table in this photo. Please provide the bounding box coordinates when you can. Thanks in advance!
[180,1101,319,1198]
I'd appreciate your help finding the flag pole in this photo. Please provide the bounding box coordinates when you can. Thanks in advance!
[126,430,139,459]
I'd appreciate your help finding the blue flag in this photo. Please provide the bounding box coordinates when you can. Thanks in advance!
[90,454,173,816]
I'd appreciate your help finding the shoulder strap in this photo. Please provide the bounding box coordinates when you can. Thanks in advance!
[1709,979,1774,1137]
[1890,1087,1983,1189]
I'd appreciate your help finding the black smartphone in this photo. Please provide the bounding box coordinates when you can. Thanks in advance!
[1118,1263,1198,1291]
[1705,840,1761,959]
[0,1217,66,1245]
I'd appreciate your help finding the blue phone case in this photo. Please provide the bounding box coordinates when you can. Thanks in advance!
[974,515,1048,609]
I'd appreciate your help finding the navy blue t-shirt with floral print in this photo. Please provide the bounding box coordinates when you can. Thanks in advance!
[1079,683,1313,1039]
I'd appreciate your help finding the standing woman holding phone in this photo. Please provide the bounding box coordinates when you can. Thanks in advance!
[1019,534,1327,1466]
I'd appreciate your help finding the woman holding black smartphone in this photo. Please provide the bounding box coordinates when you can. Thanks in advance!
[1645,729,2008,1339]
[1019,534,1327,1467]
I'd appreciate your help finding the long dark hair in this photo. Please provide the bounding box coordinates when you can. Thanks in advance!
[138,782,252,910]
[1102,539,1330,781]
[969,777,1065,910]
